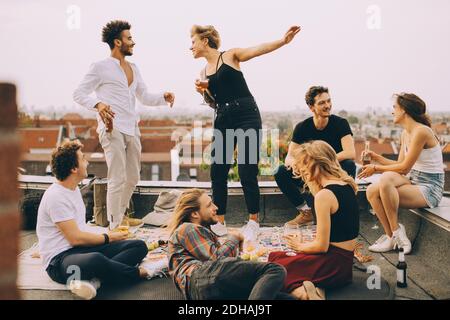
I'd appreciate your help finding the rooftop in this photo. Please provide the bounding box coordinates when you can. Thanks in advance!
[17,175,450,300]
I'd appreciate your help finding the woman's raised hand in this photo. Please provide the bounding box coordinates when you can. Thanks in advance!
[283,26,301,45]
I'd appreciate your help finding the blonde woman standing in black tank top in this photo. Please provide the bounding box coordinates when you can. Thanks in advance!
[189,25,301,237]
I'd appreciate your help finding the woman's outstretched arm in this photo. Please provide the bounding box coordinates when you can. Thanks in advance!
[231,26,301,63]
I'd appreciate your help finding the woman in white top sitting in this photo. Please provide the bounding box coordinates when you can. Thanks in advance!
[358,93,444,254]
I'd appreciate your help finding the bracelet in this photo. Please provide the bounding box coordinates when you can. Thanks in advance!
[103,233,110,245]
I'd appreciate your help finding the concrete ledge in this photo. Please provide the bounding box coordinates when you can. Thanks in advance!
[360,208,450,299]
[409,197,450,232]
[19,175,368,195]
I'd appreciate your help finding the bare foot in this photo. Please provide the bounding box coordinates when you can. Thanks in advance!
[291,285,308,300]
[303,281,324,300]
[316,287,326,300]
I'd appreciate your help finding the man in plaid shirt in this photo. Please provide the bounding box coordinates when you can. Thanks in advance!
[168,189,292,300]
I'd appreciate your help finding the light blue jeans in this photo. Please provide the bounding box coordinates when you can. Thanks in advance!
[408,169,444,208]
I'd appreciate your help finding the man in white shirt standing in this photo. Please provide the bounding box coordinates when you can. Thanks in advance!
[73,20,175,229]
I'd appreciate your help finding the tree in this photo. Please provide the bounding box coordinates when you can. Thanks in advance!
[277,118,292,135]
[18,112,33,128]
[347,115,359,124]
[338,110,348,118]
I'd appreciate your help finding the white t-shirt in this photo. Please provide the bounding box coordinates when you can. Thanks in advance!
[36,183,87,269]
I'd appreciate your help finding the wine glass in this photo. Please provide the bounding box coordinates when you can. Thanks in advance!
[302,224,316,242]
[283,223,300,256]
[196,78,210,106]
[197,79,209,90]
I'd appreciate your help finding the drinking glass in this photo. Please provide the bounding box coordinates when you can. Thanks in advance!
[283,223,300,256]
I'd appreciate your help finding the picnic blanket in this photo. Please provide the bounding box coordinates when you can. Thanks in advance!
[18,224,371,291]
[17,225,169,291]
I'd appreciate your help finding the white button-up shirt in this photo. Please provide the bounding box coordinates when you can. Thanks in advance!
[73,57,166,136]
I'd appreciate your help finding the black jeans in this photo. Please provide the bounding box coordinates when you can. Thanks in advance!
[188,257,292,300]
[274,159,356,214]
[211,96,262,215]
[46,240,148,285]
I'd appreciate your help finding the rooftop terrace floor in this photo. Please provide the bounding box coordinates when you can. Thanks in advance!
[17,176,449,300]
[18,218,438,300]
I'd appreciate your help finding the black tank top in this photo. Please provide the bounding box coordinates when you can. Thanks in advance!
[324,184,359,243]
[206,52,253,104]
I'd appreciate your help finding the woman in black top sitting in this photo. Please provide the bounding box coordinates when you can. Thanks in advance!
[189,25,301,236]
[268,140,360,300]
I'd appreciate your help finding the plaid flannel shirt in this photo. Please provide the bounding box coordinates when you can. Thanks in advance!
[168,223,240,297]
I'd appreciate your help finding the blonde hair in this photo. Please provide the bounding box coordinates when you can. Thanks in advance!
[190,25,221,49]
[291,141,358,195]
[167,189,206,235]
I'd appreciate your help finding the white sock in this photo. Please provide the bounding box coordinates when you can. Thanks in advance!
[296,203,309,211]
[90,278,101,290]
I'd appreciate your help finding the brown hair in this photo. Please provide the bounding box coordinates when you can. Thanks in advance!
[167,189,206,235]
[394,93,431,127]
[51,140,83,181]
[305,86,329,107]
[291,141,358,195]
[190,25,221,49]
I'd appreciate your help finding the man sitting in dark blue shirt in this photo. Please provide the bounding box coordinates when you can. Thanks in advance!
[275,86,356,225]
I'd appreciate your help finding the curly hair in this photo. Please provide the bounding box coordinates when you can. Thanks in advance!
[51,140,83,181]
[102,20,132,50]
[305,86,329,107]
[190,25,221,49]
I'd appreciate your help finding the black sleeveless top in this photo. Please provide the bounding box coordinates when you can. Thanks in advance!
[206,52,253,104]
[324,184,359,243]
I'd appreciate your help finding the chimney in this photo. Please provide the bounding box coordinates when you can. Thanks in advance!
[0,83,21,299]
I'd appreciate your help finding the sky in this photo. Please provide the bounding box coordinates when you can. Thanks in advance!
[1,0,450,115]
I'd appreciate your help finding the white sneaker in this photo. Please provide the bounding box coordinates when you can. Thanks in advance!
[368,234,395,253]
[211,222,228,236]
[140,258,169,279]
[393,224,412,254]
[68,279,100,300]
[241,220,260,242]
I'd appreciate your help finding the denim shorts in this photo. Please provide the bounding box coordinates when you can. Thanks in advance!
[408,169,444,208]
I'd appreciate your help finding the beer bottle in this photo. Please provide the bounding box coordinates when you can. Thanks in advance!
[363,140,371,165]
[396,248,407,288]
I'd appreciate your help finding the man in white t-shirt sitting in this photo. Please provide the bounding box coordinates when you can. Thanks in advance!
[37,140,152,300]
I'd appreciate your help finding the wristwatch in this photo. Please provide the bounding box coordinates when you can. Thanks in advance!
[103,233,110,245]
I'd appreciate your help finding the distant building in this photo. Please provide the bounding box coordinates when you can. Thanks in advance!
[18,127,62,154]
[19,114,214,181]
[19,112,448,189]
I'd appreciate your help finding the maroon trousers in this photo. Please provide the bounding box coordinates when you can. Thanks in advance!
[268,245,353,292]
